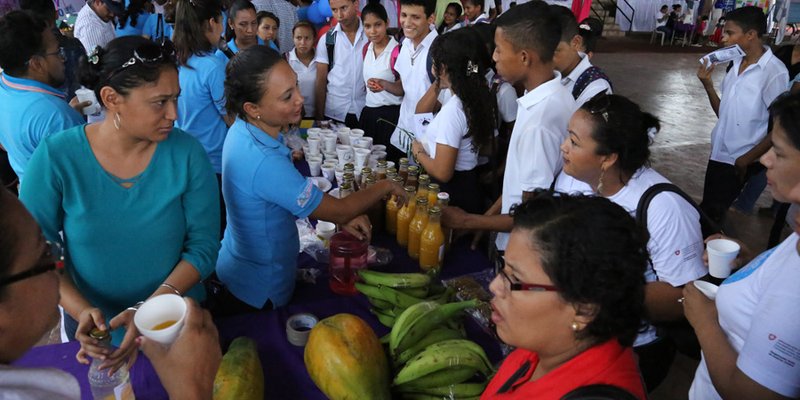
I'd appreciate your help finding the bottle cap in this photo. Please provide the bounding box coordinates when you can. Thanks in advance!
[416,197,428,205]
[89,328,110,341]
[429,206,441,215]
[428,183,440,191]
[437,192,450,200]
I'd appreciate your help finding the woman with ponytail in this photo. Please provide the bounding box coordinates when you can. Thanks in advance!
[555,93,707,392]
[410,27,495,213]
[115,0,151,37]
[19,36,220,373]
[173,0,229,232]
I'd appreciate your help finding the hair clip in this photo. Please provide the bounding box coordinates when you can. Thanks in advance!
[579,24,592,31]
[466,60,479,76]
[88,47,102,66]
[647,126,658,143]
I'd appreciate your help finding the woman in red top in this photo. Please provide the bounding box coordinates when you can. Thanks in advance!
[482,193,648,399]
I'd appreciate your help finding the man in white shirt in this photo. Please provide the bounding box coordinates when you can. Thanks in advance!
[314,0,368,128]
[441,1,576,251]
[697,6,788,225]
[389,0,437,160]
[74,0,120,53]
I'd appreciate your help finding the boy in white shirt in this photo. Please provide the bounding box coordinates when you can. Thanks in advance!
[441,1,576,251]
[314,0,368,128]
[697,6,788,225]
[389,0,437,160]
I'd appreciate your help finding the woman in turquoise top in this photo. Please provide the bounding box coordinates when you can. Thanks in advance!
[214,0,265,62]
[19,36,220,374]
[213,46,406,316]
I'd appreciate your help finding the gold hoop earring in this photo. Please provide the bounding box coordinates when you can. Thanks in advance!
[597,168,606,196]
[114,113,121,131]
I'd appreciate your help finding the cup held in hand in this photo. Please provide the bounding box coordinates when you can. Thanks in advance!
[706,238,740,279]
[693,280,719,300]
[134,294,187,345]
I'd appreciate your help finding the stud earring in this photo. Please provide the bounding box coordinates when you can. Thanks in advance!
[257,115,261,120]
[571,322,579,331]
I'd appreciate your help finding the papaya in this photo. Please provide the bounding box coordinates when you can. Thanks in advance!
[213,337,264,400]
[304,313,391,400]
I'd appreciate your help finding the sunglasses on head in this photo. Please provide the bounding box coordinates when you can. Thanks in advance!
[106,41,175,81]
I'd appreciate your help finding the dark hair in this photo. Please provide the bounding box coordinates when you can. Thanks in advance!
[724,6,767,37]
[18,0,55,26]
[581,94,661,178]
[471,23,495,67]
[119,0,147,29]
[463,0,482,11]
[0,187,21,299]
[510,192,648,347]
[494,1,560,63]
[429,28,495,153]
[225,45,283,119]
[437,2,462,33]
[292,20,316,36]
[362,2,388,23]
[226,0,256,41]
[550,4,578,42]
[660,4,668,10]
[81,36,177,106]
[174,0,223,65]
[769,92,800,150]
[257,10,280,27]
[400,0,435,18]
[0,11,48,77]
[578,17,602,53]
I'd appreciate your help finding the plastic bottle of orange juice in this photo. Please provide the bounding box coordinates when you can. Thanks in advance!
[419,206,445,274]
[396,186,417,248]
[385,177,404,235]
[407,197,429,260]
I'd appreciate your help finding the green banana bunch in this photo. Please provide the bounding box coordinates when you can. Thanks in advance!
[392,343,491,387]
[398,286,429,298]
[424,340,493,372]
[357,269,431,288]
[368,296,394,310]
[394,327,464,367]
[355,282,426,309]
[390,299,479,357]
[395,365,478,390]
[371,308,397,327]
[398,382,487,397]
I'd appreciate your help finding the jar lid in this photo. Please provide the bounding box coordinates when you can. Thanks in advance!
[89,328,110,341]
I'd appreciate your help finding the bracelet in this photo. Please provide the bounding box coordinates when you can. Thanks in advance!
[126,301,145,312]
[160,282,182,296]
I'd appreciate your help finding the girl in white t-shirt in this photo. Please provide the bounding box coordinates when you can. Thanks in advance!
[683,92,800,400]
[410,28,496,213]
[286,21,317,118]
[558,93,707,391]
[360,3,403,149]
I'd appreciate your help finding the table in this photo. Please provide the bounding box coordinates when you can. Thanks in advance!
[14,233,501,399]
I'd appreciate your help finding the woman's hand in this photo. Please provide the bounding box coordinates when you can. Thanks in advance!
[75,307,110,364]
[343,214,373,241]
[682,282,718,333]
[387,178,408,208]
[97,308,141,374]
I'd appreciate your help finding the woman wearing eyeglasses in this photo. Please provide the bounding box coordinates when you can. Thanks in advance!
[19,36,220,373]
[482,193,647,399]
[0,188,221,398]
[554,93,707,391]
[682,93,800,400]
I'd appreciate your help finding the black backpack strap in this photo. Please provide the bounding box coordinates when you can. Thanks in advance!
[325,29,336,70]
[572,66,613,100]
[636,182,721,238]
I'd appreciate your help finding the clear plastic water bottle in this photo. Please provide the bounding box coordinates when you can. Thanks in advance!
[87,329,135,400]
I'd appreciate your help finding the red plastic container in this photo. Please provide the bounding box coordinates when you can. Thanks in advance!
[328,231,368,295]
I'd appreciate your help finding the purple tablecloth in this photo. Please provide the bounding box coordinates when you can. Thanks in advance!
[14,233,499,399]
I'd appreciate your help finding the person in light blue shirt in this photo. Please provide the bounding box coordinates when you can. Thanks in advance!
[0,11,85,183]
[20,36,219,371]
[115,0,151,37]
[214,0,264,62]
[213,46,406,316]
[142,6,174,42]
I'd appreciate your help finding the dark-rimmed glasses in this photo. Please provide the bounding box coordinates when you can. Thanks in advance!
[25,47,66,66]
[584,93,611,123]
[0,241,64,287]
[497,268,559,293]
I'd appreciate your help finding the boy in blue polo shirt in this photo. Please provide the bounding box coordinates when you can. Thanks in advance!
[0,11,85,183]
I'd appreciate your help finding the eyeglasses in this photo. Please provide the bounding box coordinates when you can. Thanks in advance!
[106,42,175,81]
[25,47,66,66]
[497,268,559,293]
[584,93,611,123]
[0,241,64,287]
